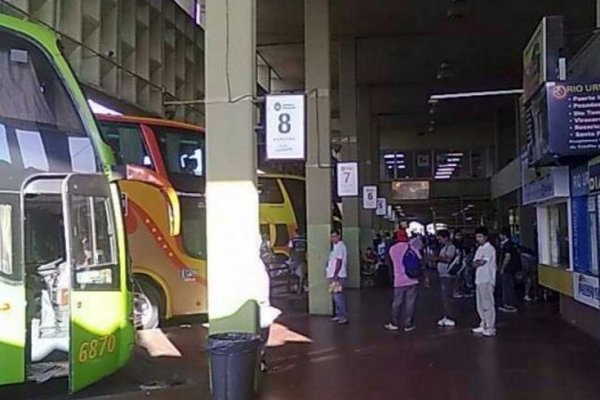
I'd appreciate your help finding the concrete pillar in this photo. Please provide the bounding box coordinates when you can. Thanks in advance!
[205,0,260,334]
[357,86,375,248]
[305,0,333,315]
[338,38,361,288]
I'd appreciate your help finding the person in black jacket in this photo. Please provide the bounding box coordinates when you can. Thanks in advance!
[498,228,520,313]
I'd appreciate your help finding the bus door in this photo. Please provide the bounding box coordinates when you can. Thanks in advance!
[0,200,25,386]
[63,174,129,392]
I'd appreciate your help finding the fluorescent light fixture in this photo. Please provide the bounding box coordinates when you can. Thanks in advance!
[446,153,464,157]
[384,154,404,160]
[439,163,458,168]
[429,89,523,101]
[447,158,461,163]
[435,172,453,176]
[88,99,122,116]
[435,176,451,180]
[396,165,406,169]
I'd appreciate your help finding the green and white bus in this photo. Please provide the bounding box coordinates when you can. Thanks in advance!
[0,14,133,392]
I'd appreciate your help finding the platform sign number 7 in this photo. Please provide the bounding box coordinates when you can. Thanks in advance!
[336,162,359,197]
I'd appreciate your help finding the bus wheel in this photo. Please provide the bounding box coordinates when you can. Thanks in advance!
[133,277,163,330]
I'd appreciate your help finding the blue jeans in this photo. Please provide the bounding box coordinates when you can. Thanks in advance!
[331,279,348,320]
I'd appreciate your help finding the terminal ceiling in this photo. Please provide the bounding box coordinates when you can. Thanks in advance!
[257,0,596,129]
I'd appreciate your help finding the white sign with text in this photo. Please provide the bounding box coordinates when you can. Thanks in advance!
[337,162,359,197]
[375,198,387,216]
[362,186,378,209]
[573,273,600,310]
[266,94,305,160]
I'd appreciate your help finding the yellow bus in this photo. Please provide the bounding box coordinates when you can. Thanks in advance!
[97,115,304,328]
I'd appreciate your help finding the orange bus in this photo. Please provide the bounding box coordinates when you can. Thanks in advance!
[96,115,305,328]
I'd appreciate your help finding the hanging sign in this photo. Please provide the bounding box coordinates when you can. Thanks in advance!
[362,186,377,209]
[386,205,394,221]
[266,94,305,160]
[375,198,387,216]
[336,162,359,197]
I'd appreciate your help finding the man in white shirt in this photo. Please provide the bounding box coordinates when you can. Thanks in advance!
[471,227,497,337]
[327,229,348,325]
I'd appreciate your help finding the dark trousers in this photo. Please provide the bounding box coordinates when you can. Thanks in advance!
[502,273,517,307]
[440,277,454,318]
[392,285,418,328]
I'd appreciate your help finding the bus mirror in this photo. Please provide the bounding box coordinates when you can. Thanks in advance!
[164,186,181,237]
[124,164,181,237]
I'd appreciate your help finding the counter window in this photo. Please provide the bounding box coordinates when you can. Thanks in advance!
[538,202,570,268]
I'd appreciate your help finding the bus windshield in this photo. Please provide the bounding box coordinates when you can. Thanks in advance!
[148,125,206,259]
[0,29,97,189]
[154,126,204,179]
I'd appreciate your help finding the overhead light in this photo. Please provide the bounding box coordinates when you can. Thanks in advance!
[447,157,461,162]
[439,163,458,168]
[447,153,464,157]
[384,154,396,159]
[428,126,435,133]
[435,176,452,180]
[429,89,523,101]
[437,168,454,173]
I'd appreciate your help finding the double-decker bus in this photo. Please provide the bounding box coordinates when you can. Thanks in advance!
[0,14,133,392]
[96,115,306,329]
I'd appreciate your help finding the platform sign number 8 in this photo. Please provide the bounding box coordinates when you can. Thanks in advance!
[278,112,292,134]
[266,94,305,160]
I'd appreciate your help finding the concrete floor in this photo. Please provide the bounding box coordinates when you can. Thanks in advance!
[4,284,600,400]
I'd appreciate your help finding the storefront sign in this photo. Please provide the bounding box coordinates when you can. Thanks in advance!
[391,181,430,200]
[547,82,600,154]
[375,198,387,216]
[362,186,378,209]
[573,273,600,310]
[522,167,570,205]
[523,16,564,102]
[570,164,590,197]
[266,94,305,160]
[336,162,359,197]
[588,158,600,193]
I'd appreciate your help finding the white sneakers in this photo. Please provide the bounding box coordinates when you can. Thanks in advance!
[472,325,496,336]
[384,323,399,331]
[437,317,456,327]
[471,326,485,334]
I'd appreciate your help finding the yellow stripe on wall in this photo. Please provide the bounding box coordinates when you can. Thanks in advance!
[538,265,574,297]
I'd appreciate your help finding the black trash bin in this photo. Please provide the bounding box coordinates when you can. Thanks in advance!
[207,332,261,400]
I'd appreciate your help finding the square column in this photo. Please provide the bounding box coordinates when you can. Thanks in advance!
[205,0,260,334]
[305,0,333,315]
[339,38,361,288]
[357,86,376,249]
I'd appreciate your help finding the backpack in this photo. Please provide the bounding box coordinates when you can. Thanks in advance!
[403,246,423,279]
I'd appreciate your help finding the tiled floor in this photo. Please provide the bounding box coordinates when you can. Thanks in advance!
[4,284,600,400]
[259,287,600,400]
